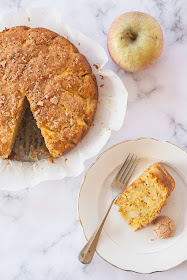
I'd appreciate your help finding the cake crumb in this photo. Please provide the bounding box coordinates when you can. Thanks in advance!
[12,154,19,159]
[99,75,105,80]
[49,157,55,163]
[30,152,37,160]
[78,42,80,46]
[15,154,19,159]
[150,238,155,242]
[64,158,67,162]
[28,17,31,22]
[100,84,104,88]
[35,162,38,167]
[6,161,10,165]
[93,64,99,69]
[9,152,19,160]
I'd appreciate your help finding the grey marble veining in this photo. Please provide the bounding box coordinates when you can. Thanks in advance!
[0,0,187,279]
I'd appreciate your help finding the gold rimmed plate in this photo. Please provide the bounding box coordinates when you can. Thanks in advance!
[78,138,187,273]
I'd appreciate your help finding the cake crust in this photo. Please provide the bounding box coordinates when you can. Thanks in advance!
[0,26,98,158]
[147,163,175,195]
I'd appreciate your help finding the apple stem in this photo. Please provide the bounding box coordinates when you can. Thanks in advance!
[126,31,135,40]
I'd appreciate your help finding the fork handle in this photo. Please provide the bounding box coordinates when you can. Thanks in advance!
[78,198,115,264]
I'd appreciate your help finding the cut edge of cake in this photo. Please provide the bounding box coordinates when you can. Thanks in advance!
[0,95,27,159]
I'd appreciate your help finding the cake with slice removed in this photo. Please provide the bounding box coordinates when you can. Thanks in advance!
[115,162,175,231]
[0,26,98,159]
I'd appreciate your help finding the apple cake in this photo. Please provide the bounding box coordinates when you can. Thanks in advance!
[0,26,98,159]
[115,163,175,231]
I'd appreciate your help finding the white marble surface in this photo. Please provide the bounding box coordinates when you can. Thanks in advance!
[0,0,187,279]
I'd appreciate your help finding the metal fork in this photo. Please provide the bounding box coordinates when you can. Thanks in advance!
[78,154,140,264]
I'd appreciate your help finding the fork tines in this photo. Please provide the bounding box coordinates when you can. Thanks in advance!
[115,154,139,184]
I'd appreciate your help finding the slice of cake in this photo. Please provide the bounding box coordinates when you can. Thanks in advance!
[115,162,175,231]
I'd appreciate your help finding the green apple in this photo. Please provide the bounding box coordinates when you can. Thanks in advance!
[107,12,164,72]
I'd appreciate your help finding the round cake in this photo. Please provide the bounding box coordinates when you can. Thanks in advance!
[0,26,98,159]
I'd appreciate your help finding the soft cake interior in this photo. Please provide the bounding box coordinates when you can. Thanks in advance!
[116,175,168,231]
[115,163,175,231]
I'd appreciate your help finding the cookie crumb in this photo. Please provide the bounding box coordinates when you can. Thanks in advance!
[99,75,105,80]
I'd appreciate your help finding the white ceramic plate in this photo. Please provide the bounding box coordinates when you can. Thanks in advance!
[78,138,187,273]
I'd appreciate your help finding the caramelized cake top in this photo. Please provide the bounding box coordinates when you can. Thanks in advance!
[0,26,98,158]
